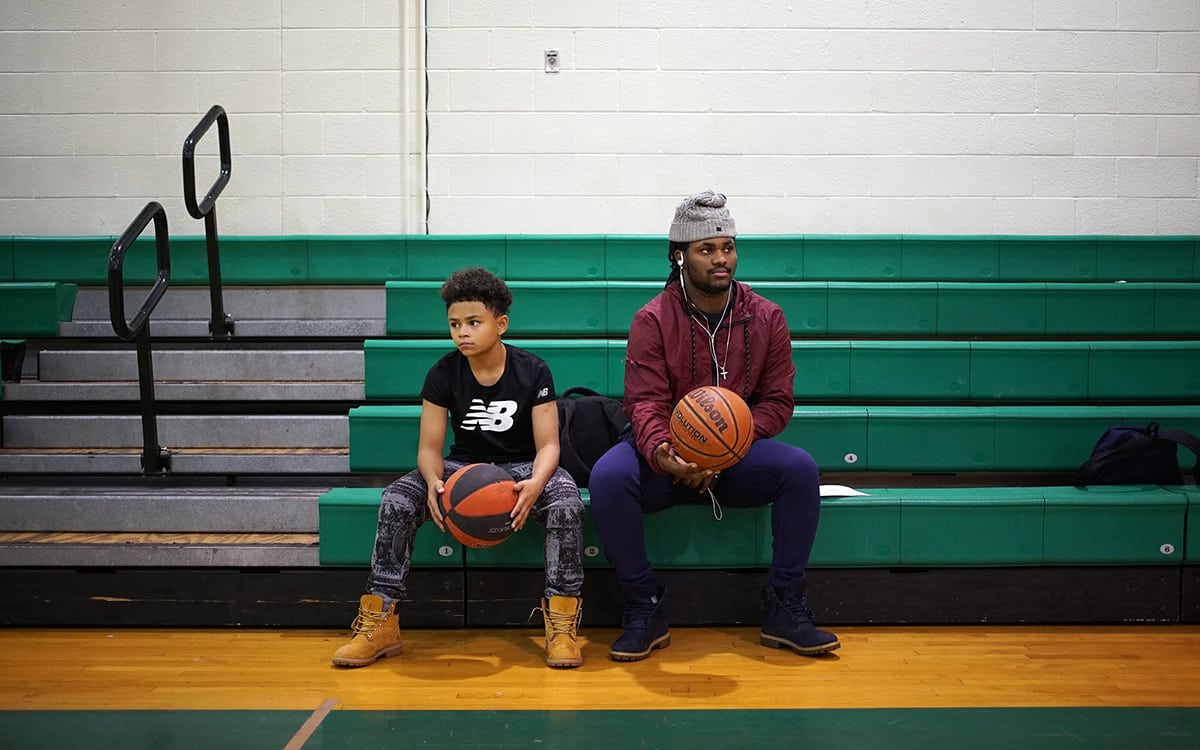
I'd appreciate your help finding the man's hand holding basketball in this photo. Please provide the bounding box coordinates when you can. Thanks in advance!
[655,442,718,492]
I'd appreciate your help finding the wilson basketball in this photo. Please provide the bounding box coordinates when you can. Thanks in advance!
[438,463,518,549]
[669,385,754,471]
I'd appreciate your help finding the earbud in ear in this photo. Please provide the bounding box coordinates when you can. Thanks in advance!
[676,255,684,267]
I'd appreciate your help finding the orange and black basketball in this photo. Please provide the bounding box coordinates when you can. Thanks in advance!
[669,385,754,471]
[438,463,518,548]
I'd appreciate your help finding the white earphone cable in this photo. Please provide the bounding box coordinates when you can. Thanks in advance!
[678,259,733,385]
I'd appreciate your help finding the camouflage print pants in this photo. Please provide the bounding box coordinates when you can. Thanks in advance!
[365,460,584,602]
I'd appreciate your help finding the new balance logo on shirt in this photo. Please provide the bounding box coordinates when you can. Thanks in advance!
[461,399,518,431]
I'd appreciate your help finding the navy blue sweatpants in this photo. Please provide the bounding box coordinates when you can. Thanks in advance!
[588,435,822,599]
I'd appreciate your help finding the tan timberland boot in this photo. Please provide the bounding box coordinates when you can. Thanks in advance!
[331,594,403,667]
[541,595,583,668]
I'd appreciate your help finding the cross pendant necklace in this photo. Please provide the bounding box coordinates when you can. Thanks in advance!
[692,288,734,384]
[711,320,733,382]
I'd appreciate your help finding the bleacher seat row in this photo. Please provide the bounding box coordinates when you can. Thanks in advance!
[312,234,1199,580]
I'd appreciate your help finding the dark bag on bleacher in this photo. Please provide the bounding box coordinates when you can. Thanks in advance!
[556,386,629,489]
[1077,422,1200,485]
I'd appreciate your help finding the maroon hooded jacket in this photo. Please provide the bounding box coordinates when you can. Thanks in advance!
[623,279,795,471]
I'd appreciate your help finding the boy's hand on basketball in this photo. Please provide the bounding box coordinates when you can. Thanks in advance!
[510,480,540,531]
[426,481,446,532]
[656,442,718,491]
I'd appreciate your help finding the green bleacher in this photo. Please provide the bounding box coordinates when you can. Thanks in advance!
[347,404,1200,473]
[0,282,77,337]
[3,233,1197,285]
[364,338,1200,402]
[384,280,1200,337]
[4,232,1197,580]
[319,485,1194,568]
[315,233,1199,573]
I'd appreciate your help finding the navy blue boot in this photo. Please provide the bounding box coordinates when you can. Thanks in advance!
[609,586,670,661]
[760,580,840,655]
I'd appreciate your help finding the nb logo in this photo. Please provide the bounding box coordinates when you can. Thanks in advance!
[461,399,518,432]
[538,387,549,398]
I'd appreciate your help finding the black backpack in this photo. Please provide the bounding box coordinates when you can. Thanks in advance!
[556,387,629,488]
[1077,422,1200,485]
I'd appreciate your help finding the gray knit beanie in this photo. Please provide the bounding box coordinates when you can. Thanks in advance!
[668,190,737,243]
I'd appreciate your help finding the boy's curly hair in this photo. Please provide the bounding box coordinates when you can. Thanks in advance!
[440,267,513,316]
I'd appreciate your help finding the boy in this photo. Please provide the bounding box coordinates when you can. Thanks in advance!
[333,267,586,668]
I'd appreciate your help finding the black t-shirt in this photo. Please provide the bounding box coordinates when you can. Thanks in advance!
[421,344,557,463]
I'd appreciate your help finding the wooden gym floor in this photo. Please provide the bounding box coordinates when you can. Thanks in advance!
[2,625,1200,748]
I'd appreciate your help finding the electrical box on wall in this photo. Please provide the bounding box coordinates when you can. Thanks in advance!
[544,50,560,73]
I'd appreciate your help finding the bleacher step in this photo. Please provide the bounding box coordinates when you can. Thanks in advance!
[5,347,366,401]
[59,319,385,338]
[62,286,385,338]
[3,380,363,401]
[0,448,349,475]
[317,484,1196,569]
[0,484,323,532]
[2,414,347,448]
[0,531,319,567]
[36,349,364,382]
[71,285,384,321]
[0,484,327,567]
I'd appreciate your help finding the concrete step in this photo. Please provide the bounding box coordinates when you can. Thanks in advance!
[0,531,319,567]
[2,380,364,401]
[0,448,350,475]
[36,348,364,382]
[64,285,386,338]
[7,347,364,400]
[73,285,385,321]
[0,484,323,532]
[2,414,347,448]
[60,319,386,337]
[0,483,328,567]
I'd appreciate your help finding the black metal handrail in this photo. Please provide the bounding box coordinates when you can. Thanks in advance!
[109,201,172,474]
[182,104,234,338]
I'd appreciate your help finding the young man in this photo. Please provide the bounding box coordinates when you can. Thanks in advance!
[333,267,586,669]
[588,190,839,661]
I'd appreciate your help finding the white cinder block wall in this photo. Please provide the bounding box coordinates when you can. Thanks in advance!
[1,1,1197,237]
[0,1,420,236]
